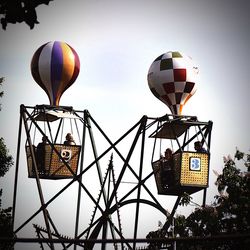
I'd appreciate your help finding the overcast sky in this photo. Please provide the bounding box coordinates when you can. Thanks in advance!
[0,0,249,249]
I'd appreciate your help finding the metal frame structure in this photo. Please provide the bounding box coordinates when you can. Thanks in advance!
[150,114,213,200]
[12,104,213,249]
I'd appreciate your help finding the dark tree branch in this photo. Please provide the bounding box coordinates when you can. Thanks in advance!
[0,0,53,30]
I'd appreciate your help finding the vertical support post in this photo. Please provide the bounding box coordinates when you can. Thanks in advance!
[21,105,55,250]
[133,116,147,250]
[101,219,108,250]
[202,121,213,207]
[74,110,87,250]
[202,188,207,207]
[172,217,176,250]
[207,121,213,151]
[12,106,23,233]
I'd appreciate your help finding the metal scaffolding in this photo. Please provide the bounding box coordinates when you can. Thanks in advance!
[11,105,213,249]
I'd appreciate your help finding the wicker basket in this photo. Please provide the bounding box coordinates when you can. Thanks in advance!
[26,144,81,179]
[174,152,209,187]
[152,151,209,195]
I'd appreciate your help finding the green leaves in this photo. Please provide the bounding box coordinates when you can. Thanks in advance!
[188,148,250,236]
[235,149,244,160]
[147,148,250,249]
[0,137,14,177]
[0,77,14,249]
[179,192,193,206]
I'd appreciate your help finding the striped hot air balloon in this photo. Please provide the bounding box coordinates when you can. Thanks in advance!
[31,41,80,106]
[147,51,198,115]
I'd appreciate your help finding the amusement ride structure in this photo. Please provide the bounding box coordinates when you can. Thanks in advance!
[12,42,213,249]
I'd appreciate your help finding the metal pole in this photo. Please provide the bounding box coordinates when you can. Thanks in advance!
[207,121,213,152]
[74,110,87,250]
[101,220,108,250]
[21,105,55,250]
[172,217,176,250]
[202,121,213,207]
[202,188,207,207]
[132,116,147,249]
[12,106,23,232]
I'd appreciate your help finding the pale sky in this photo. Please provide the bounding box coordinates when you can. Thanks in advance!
[0,0,249,249]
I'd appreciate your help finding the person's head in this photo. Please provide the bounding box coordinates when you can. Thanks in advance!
[194,141,202,151]
[42,136,47,143]
[66,133,74,141]
[164,148,173,160]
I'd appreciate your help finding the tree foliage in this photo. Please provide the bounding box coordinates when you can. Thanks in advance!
[181,151,250,237]
[0,79,13,177]
[0,198,13,250]
[0,138,13,177]
[0,0,53,30]
[147,149,250,249]
[0,78,14,249]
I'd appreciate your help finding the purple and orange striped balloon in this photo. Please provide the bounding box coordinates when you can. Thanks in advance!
[31,41,80,106]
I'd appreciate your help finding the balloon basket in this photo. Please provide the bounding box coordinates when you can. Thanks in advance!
[152,151,209,195]
[26,144,81,179]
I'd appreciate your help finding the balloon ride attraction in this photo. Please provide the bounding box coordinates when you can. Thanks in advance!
[31,41,80,106]
[148,51,198,116]
[12,46,213,249]
[147,51,212,197]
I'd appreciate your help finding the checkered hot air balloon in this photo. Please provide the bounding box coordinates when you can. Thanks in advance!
[31,41,80,106]
[147,51,198,115]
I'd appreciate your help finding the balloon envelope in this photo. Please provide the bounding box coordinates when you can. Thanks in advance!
[147,51,198,115]
[31,41,80,106]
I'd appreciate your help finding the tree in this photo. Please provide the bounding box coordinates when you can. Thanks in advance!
[0,78,13,177]
[146,149,250,249]
[0,78,14,250]
[0,137,13,177]
[0,0,53,30]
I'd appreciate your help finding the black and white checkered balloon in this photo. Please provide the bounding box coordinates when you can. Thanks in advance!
[148,51,198,115]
